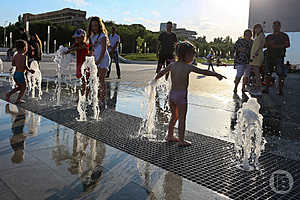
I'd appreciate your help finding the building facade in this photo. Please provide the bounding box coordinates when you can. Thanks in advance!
[23,8,86,26]
[160,22,197,40]
[160,23,177,32]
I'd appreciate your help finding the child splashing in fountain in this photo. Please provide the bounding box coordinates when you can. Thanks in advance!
[65,29,89,96]
[6,40,35,103]
[87,17,111,106]
[154,41,226,147]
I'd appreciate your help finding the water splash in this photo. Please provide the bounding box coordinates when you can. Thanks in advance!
[139,78,170,140]
[0,58,3,73]
[27,61,43,99]
[54,46,72,105]
[77,56,100,121]
[233,98,266,171]
[9,66,16,89]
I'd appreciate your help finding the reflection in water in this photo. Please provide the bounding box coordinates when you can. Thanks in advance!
[51,130,106,192]
[163,172,182,200]
[5,104,26,164]
[26,112,41,136]
[106,82,119,110]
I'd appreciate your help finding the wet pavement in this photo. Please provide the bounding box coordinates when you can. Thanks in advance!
[0,100,229,200]
[0,62,300,199]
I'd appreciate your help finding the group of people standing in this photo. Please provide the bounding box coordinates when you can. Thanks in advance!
[233,20,290,96]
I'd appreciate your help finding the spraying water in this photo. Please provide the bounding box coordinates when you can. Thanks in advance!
[139,78,170,140]
[0,58,3,73]
[9,66,16,89]
[77,56,100,121]
[233,98,266,171]
[27,61,43,99]
[54,45,72,105]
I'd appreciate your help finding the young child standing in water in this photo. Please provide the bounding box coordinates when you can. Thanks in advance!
[65,29,89,96]
[6,40,35,103]
[155,41,226,147]
[87,17,111,105]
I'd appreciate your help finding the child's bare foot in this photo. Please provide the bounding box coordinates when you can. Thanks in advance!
[15,99,25,104]
[166,136,180,143]
[5,94,10,102]
[178,140,192,147]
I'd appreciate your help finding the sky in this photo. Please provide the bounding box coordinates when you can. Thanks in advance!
[0,0,250,41]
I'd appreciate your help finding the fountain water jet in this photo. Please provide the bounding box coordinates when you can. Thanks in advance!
[54,45,73,105]
[233,98,266,171]
[139,78,170,140]
[27,61,43,99]
[77,56,100,121]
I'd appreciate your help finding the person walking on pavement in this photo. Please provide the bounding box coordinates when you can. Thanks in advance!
[156,21,177,80]
[107,27,121,79]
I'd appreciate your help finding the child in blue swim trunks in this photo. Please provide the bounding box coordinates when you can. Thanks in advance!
[155,41,226,147]
[6,40,35,103]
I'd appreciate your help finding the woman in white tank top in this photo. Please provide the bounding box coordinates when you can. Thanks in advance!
[87,17,111,104]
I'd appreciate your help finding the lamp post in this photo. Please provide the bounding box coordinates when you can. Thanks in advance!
[5,37,7,48]
[47,26,50,54]
[144,42,147,54]
[120,43,122,54]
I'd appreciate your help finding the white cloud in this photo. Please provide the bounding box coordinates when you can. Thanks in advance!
[123,17,160,31]
[64,0,88,7]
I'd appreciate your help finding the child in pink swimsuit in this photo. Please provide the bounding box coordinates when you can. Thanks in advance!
[155,41,226,147]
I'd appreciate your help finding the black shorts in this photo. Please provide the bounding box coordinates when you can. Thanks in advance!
[158,54,175,66]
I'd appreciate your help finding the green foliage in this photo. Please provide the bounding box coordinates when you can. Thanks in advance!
[136,36,144,54]
[0,20,234,57]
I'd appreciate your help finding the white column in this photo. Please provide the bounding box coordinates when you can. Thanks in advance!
[47,26,50,54]
[43,41,46,53]
[54,40,57,52]
[9,32,12,48]
[26,21,29,32]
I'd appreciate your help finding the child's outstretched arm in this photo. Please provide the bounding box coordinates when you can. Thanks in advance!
[190,65,226,80]
[154,64,172,80]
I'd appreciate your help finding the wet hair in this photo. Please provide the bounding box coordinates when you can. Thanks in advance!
[167,21,173,25]
[15,40,27,51]
[244,29,252,37]
[87,16,109,45]
[253,24,263,38]
[273,20,281,26]
[175,41,195,62]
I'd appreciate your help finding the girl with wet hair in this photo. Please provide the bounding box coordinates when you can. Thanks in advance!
[87,17,111,105]
[155,41,226,147]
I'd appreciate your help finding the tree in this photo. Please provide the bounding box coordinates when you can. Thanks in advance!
[136,36,144,54]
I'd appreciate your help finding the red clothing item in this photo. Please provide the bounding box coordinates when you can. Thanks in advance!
[74,42,89,78]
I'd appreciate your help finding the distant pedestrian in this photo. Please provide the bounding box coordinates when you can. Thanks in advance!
[207,50,215,72]
[107,27,121,79]
[263,21,290,95]
[156,21,177,80]
[87,17,111,105]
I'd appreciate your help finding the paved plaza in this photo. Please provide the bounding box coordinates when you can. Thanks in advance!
[0,61,299,199]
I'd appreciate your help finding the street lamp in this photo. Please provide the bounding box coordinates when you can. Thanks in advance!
[120,43,122,54]
[54,39,57,52]
[144,42,147,54]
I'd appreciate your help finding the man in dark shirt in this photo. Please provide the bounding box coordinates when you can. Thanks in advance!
[263,21,290,95]
[156,21,177,80]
